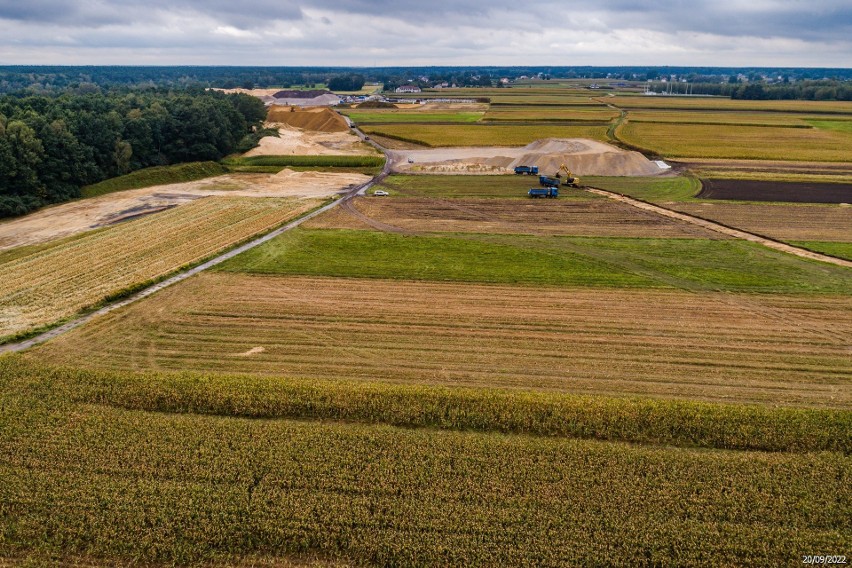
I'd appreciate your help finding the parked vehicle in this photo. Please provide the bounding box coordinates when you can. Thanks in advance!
[514,166,539,175]
[528,187,559,198]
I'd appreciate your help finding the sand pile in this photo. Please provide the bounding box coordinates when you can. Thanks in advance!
[391,138,663,176]
[245,125,374,157]
[271,168,371,191]
[266,106,349,132]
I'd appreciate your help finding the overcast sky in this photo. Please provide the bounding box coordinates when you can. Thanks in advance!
[0,0,850,67]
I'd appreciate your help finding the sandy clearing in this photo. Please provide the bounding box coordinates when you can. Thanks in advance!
[245,124,376,157]
[0,171,369,251]
[388,138,664,176]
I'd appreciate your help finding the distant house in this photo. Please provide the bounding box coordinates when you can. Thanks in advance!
[395,85,422,93]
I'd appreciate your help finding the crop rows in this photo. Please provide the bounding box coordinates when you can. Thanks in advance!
[618,121,852,161]
[669,202,852,242]
[0,197,318,339]
[608,96,852,113]
[311,196,726,238]
[0,359,849,566]
[360,124,609,146]
[34,273,852,408]
[6,357,848,454]
[625,110,818,126]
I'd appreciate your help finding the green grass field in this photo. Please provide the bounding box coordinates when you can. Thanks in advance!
[218,228,852,294]
[82,162,227,197]
[583,175,702,201]
[806,119,852,133]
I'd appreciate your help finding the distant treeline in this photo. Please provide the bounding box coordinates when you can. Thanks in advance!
[327,75,366,92]
[2,66,851,95]
[0,89,266,217]
[657,80,852,101]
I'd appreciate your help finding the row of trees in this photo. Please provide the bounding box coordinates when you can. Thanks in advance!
[666,80,852,101]
[0,89,266,217]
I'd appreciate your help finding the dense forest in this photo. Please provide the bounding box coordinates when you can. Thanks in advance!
[0,89,266,217]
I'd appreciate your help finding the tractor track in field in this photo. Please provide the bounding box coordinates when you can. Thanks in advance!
[0,127,392,354]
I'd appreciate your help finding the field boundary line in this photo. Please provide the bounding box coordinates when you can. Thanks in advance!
[584,186,852,268]
[0,145,391,354]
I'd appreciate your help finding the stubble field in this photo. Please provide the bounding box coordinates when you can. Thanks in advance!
[0,197,319,340]
[32,272,852,408]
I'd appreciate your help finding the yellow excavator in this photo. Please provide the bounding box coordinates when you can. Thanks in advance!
[555,163,581,188]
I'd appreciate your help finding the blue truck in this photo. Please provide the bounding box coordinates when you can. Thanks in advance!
[514,165,539,175]
[538,175,561,188]
[528,187,559,198]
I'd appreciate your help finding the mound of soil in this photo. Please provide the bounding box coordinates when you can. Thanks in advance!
[356,101,397,109]
[272,90,332,99]
[392,138,663,177]
[699,179,852,203]
[266,106,349,132]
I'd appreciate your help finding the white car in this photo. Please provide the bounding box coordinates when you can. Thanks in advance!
[373,190,389,196]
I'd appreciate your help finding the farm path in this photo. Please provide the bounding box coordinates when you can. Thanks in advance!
[586,186,852,268]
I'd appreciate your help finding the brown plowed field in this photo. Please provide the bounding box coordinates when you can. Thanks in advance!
[305,196,727,238]
[700,179,852,203]
[33,273,852,408]
[668,202,852,242]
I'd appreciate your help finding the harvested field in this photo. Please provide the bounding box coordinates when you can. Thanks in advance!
[675,158,852,176]
[669,203,852,242]
[343,112,483,123]
[618,122,852,161]
[307,196,726,239]
[388,138,664,176]
[0,197,319,339]
[699,178,852,203]
[0,172,364,251]
[265,106,349,132]
[34,273,852,408]
[360,124,610,147]
[609,97,852,113]
[626,110,816,126]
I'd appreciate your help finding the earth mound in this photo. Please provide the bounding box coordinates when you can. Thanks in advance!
[392,138,664,176]
[266,106,349,133]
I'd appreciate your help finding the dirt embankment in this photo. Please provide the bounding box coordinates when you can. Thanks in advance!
[245,125,374,157]
[389,138,664,176]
